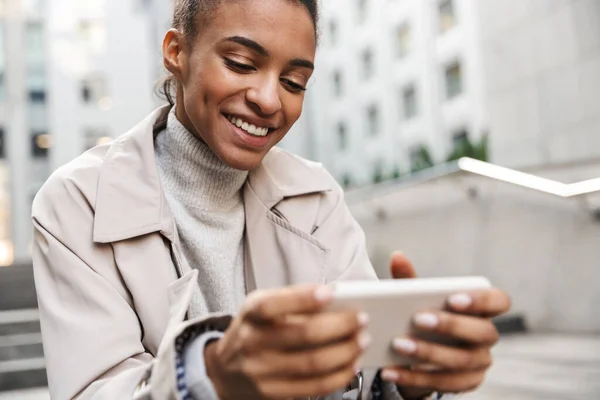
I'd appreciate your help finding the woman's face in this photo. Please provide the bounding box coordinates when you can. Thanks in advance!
[163,0,317,170]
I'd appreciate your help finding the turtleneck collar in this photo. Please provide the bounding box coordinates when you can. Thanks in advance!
[155,107,249,211]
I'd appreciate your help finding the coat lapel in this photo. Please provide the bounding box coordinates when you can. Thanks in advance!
[243,149,333,291]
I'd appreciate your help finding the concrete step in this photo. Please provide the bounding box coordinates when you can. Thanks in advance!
[0,264,38,311]
[0,334,44,362]
[0,310,46,392]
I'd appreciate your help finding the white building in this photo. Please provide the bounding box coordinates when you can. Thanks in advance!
[0,0,158,264]
[280,0,488,187]
[479,0,600,168]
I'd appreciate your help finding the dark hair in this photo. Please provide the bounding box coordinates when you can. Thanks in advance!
[159,0,320,105]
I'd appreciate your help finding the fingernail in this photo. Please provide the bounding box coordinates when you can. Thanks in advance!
[393,338,417,354]
[448,293,473,309]
[414,313,439,329]
[358,312,370,327]
[314,286,333,302]
[358,332,372,349]
[381,369,400,382]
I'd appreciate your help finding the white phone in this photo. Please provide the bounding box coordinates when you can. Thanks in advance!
[325,276,492,369]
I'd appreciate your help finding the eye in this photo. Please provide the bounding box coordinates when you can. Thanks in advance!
[224,57,256,73]
[281,78,307,94]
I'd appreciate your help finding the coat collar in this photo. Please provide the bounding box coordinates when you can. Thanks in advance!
[92,106,331,243]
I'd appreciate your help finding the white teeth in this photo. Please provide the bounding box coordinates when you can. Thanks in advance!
[227,115,269,137]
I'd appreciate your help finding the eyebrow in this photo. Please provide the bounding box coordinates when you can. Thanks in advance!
[221,36,314,70]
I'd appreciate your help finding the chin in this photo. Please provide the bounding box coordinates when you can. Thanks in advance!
[218,148,265,171]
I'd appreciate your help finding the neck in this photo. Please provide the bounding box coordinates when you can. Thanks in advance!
[155,107,248,210]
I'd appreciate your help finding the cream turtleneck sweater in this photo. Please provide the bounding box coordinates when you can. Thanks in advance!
[155,107,248,318]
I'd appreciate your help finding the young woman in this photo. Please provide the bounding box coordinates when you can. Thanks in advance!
[31,0,510,399]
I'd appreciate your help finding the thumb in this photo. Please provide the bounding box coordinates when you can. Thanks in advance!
[390,251,417,279]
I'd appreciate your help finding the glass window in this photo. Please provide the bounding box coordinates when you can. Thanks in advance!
[396,24,411,59]
[402,85,418,120]
[0,22,5,100]
[333,70,343,98]
[362,48,374,80]
[439,0,457,33]
[81,75,109,106]
[357,0,367,24]
[0,128,4,159]
[25,22,44,65]
[367,105,379,136]
[329,20,338,46]
[338,122,347,150]
[342,174,352,189]
[28,89,46,103]
[31,132,51,158]
[444,61,463,99]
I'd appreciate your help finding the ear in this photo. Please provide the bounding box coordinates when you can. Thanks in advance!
[162,29,187,80]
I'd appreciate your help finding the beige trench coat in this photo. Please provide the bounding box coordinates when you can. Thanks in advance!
[31,106,379,400]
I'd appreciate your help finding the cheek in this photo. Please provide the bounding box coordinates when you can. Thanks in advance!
[283,95,305,126]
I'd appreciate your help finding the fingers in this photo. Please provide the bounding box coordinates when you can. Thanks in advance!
[257,363,358,399]
[243,332,368,379]
[381,368,487,393]
[446,288,511,318]
[243,285,333,323]
[389,251,417,280]
[240,310,369,351]
[391,337,492,371]
[412,311,500,346]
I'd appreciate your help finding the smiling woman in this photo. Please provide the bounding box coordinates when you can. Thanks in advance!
[30,1,510,400]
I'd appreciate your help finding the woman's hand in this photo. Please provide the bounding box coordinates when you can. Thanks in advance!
[204,285,370,400]
[385,252,511,399]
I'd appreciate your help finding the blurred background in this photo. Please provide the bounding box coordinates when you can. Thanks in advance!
[0,0,599,398]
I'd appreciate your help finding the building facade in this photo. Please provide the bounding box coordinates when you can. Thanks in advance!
[480,0,600,168]
[280,0,488,187]
[0,0,158,264]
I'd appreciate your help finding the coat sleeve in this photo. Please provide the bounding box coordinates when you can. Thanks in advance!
[31,169,230,400]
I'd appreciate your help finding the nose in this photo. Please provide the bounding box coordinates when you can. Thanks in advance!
[245,76,282,116]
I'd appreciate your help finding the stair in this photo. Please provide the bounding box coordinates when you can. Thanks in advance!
[0,264,46,392]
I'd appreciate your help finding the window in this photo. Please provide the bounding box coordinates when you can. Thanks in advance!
[0,22,5,100]
[0,128,5,159]
[367,105,379,136]
[342,174,352,189]
[357,0,367,24]
[439,0,457,33]
[402,85,418,120]
[25,21,44,65]
[396,24,411,59]
[329,20,338,46]
[29,89,46,103]
[444,61,463,99]
[362,48,374,80]
[81,75,109,106]
[333,71,343,98]
[31,132,51,158]
[337,122,347,150]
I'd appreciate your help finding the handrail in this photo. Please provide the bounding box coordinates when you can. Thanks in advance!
[345,157,600,204]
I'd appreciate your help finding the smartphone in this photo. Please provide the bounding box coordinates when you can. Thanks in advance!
[325,276,492,368]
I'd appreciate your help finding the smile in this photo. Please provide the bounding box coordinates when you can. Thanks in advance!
[226,115,270,137]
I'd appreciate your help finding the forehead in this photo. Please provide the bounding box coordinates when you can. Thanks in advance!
[197,0,317,59]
